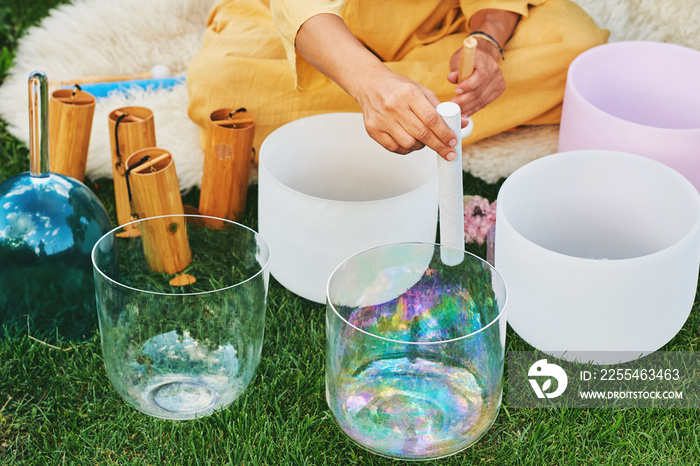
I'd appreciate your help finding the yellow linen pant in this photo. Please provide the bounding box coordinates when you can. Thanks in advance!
[186,0,609,163]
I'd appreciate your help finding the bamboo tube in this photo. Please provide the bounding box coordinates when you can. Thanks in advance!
[199,108,256,227]
[48,88,96,181]
[458,37,478,82]
[108,107,156,229]
[125,148,191,274]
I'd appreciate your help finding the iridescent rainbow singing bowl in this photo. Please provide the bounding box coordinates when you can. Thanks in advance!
[326,243,507,460]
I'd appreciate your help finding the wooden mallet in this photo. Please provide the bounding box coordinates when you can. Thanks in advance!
[458,37,478,82]
[50,65,171,87]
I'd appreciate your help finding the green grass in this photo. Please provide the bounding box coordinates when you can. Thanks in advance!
[1,1,700,464]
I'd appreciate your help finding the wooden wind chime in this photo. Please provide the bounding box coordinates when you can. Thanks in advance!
[124,147,194,286]
[108,106,156,236]
[48,85,96,181]
[49,74,258,288]
[108,106,194,286]
[48,69,199,287]
[198,107,256,228]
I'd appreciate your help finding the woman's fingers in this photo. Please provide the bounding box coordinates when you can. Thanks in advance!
[367,123,423,155]
[367,113,457,160]
[448,40,506,116]
[360,78,459,160]
[407,97,458,160]
[453,74,505,115]
[450,72,506,116]
[371,131,422,155]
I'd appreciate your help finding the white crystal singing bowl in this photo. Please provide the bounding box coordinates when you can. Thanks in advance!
[495,150,700,363]
[258,113,438,303]
[559,41,700,192]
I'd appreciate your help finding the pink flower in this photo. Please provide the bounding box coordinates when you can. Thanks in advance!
[464,195,497,245]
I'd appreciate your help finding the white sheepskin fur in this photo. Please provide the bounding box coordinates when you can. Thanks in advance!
[0,0,698,188]
[0,0,218,191]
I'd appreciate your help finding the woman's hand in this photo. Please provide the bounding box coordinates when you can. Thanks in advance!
[296,14,458,160]
[447,9,520,126]
[447,38,505,123]
[353,66,458,159]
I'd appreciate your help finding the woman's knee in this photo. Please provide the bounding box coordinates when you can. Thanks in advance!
[510,0,609,54]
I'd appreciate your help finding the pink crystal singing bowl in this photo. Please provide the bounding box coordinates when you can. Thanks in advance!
[559,41,700,191]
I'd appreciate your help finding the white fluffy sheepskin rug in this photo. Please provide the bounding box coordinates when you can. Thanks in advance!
[0,0,218,190]
[0,0,698,188]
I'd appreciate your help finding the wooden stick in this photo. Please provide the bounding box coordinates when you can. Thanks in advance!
[49,65,170,87]
[130,153,171,174]
[53,97,95,105]
[199,108,256,227]
[52,71,151,87]
[48,88,96,181]
[111,109,146,122]
[214,116,256,128]
[458,37,478,82]
[50,65,170,88]
[108,106,156,228]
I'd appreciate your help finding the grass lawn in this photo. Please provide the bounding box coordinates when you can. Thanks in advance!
[1,1,699,464]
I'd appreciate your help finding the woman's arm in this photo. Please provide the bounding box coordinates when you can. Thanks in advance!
[448,9,520,125]
[295,13,459,160]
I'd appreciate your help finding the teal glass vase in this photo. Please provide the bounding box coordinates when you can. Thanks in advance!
[0,71,111,340]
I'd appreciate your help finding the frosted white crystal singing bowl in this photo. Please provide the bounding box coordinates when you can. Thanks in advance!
[559,41,700,192]
[495,150,700,364]
[258,113,438,303]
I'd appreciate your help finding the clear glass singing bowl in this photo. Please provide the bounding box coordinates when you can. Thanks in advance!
[91,214,270,420]
[326,242,507,461]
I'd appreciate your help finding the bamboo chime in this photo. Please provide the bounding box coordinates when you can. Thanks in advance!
[50,77,258,286]
[48,73,196,285]
[48,86,95,181]
[124,148,192,280]
[108,107,156,234]
[198,108,256,227]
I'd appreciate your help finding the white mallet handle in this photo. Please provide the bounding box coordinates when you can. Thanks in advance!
[436,101,473,266]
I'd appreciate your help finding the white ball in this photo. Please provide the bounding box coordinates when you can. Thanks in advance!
[150,64,171,79]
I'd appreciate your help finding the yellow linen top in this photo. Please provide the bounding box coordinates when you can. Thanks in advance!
[186,0,608,153]
[271,0,546,90]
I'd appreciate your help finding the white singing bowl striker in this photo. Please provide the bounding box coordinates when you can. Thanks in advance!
[495,150,700,364]
[258,113,438,303]
[559,41,700,192]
